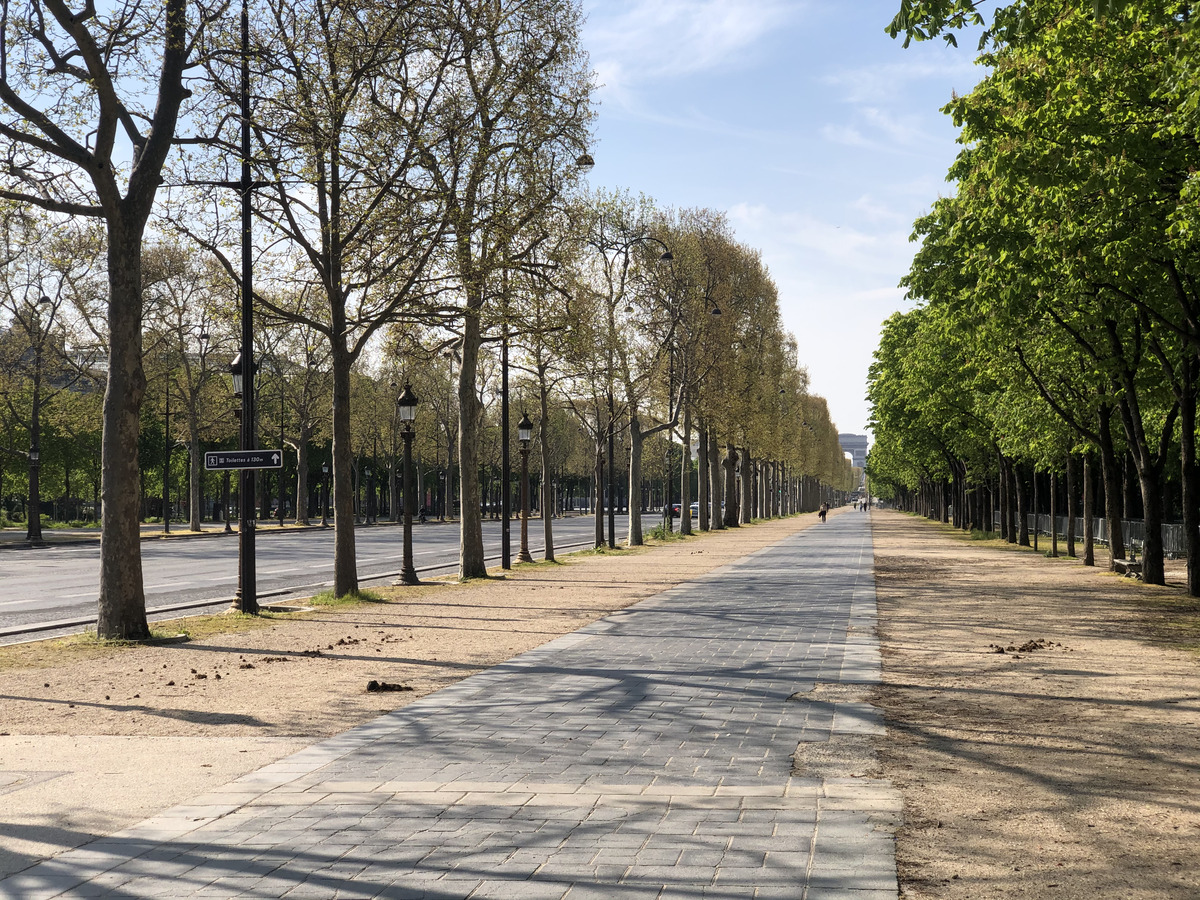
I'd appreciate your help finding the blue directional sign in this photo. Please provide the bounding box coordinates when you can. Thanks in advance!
[204,450,283,470]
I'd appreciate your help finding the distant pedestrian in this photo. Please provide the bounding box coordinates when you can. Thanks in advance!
[818,502,828,523]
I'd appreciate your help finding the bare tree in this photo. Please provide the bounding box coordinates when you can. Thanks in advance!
[424,0,594,578]
[176,0,453,597]
[0,0,220,637]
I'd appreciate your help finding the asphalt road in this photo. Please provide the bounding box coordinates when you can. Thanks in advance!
[0,515,622,644]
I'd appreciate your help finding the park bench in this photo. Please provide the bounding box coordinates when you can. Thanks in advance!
[1113,558,1142,579]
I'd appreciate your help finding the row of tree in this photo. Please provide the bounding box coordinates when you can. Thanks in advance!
[0,0,848,639]
[2,196,854,533]
[871,1,1200,594]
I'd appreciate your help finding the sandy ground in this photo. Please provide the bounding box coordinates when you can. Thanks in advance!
[0,513,826,880]
[871,509,1200,900]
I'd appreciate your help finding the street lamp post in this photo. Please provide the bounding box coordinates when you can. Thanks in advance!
[396,383,420,586]
[230,352,258,614]
[26,295,52,544]
[162,368,171,534]
[278,377,286,527]
[501,323,511,569]
[598,231,673,549]
[518,413,533,564]
[321,462,329,527]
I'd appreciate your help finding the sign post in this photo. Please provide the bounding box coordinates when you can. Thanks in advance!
[205,450,283,471]
[205,449,283,614]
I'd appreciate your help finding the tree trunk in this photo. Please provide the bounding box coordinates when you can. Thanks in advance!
[627,418,645,546]
[723,443,739,527]
[1114,391,1176,586]
[1182,354,1200,596]
[1137,464,1167,584]
[998,457,1009,542]
[1083,453,1096,567]
[295,427,312,527]
[97,229,150,640]
[594,438,605,547]
[1032,469,1039,552]
[680,404,692,536]
[458,311,487,578]
[739,447,753,525]
[697,425,710,532]
[710,430,724,530]
[330,339,358,596]
[1015,465,1029,546]
[1065,454,1077,559]
[1004,458,1018,544]
[1097,404,1126,567]
[188,426,202,531]
[542,381,554,564]
[1050,471,1058,558]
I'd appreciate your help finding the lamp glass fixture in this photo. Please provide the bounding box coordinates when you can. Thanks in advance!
[230,352,244,397]
[396,383,419,422]
[517,413,533,443]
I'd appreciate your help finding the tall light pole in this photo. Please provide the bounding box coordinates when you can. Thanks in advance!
[228,0,262,615]
[162,364,171,534]
[396,383,420,586]
[230,352,257,614]
[278,370,286,527]
[501,320,511,569]
[598,231,673,548]
[321,461,329,527]
[26,295,52,544]
[518,413,533,564]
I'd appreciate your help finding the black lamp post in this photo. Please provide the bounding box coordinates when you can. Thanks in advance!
[278,374,286,527]
[321,461,329,527]
[517,413,533,564]
[396,383,420,585]
[603,235,673,550]
[25,295,52,544]
[230,351,258,614]
[162,366,171,534]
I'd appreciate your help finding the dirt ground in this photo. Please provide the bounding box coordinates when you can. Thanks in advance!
[0,513,823,879]
[871,509,1200,900]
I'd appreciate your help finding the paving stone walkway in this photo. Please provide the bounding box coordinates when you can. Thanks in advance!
[0,512,899,899]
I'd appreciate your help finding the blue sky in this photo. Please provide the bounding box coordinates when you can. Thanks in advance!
[579,0,984,437]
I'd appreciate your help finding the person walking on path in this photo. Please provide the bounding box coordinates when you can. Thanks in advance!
[819,500,829,522]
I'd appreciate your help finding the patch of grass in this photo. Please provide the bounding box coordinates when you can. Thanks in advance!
[646,525,688,543]
[968,528,1001,542]
[0,606,301,672]
[308,587,386,607]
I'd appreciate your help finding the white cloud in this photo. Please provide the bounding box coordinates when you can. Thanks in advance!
[726,201,921,432]
[815,54,981,152]
[821,57,978,106]
[820,123,870,148]
[584,0,802,101]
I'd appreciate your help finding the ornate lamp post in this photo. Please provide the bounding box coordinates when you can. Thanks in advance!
[396,383,420,585]
[517,413,534,564]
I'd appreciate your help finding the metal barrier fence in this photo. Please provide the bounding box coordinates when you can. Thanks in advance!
[1002,512,1188,558]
